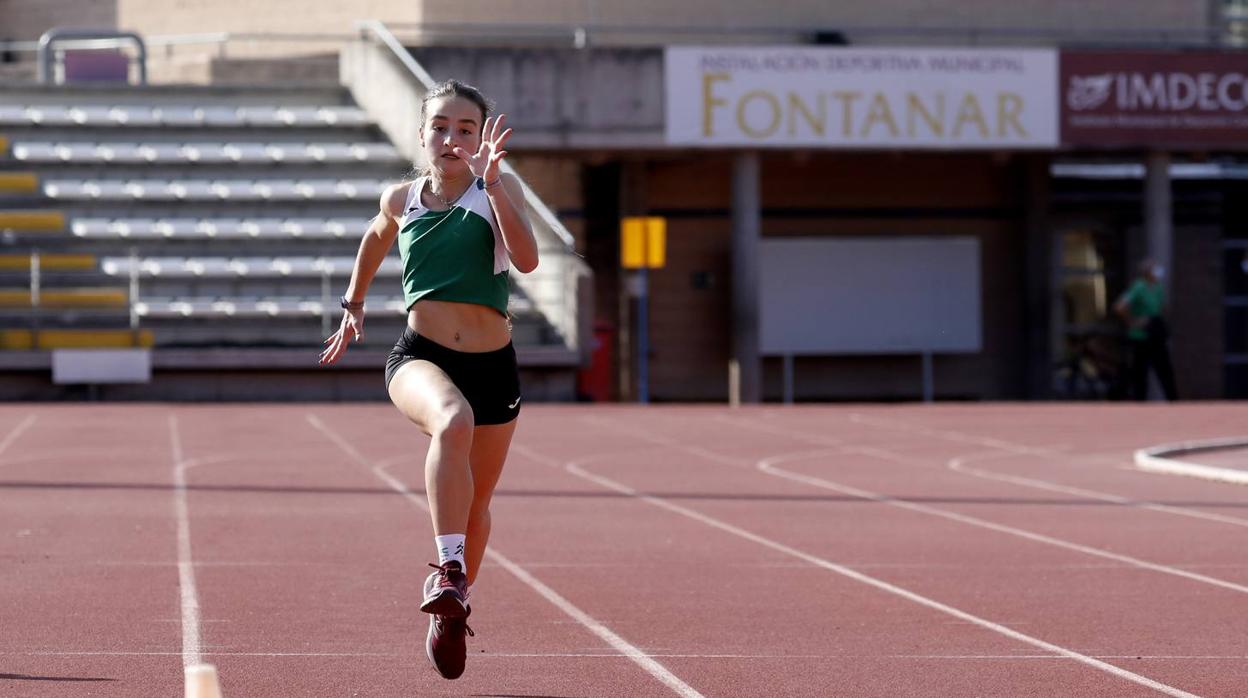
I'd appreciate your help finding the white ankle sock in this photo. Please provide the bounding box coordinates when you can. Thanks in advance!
[435,534,466,573]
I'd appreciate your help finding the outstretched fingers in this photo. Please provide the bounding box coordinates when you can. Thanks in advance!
[494,127,513,150]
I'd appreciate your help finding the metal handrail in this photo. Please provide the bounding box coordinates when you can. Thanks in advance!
[37,28,148,84]
[383,19,1229,47]
[3,20,1240,58]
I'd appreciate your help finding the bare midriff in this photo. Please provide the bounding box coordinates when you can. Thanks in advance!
[407,299,511,352]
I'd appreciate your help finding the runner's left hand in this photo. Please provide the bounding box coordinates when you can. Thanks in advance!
[453,114,512,184]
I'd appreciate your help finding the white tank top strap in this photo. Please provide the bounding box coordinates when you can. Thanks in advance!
[403,177,425,213]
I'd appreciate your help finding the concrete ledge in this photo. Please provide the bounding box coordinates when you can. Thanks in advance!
[1134,438,1248,485]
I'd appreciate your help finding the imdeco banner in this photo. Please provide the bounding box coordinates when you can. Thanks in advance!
[665,46,1058,149]
[1062,51,1248,147]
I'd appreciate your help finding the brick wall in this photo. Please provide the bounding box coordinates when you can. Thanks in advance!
[0,0,116,41]
[5,0,1214,52]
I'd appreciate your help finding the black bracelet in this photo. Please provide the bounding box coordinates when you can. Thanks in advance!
[339,295,364,310]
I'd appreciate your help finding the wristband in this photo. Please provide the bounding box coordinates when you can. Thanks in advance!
[484,176,502,190]
[340,295,364,310]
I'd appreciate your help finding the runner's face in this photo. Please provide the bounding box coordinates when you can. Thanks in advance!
[422,95,483,177]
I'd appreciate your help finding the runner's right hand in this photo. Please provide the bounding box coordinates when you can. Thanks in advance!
[319,309,364,366]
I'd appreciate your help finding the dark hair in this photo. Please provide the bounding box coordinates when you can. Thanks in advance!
[420,78,492,128]
[411,79,492,180]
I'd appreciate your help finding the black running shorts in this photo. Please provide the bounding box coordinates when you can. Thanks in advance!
[385,328,521,426]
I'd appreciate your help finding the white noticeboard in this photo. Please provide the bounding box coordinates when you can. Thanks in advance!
[52,349,152,384]
[760,237,981,356]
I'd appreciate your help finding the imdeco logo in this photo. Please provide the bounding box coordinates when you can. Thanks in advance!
[1066,74,1113,111]
[1067,70,1248,112]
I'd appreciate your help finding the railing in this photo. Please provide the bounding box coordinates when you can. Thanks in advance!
[0,17,1243,85]
[382,20,1233,48]
[37,29,148,85]
[346,20,592,362]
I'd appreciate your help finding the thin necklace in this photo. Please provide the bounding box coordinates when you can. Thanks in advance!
[427,178,463,209]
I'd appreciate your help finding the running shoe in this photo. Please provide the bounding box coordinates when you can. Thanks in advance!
[421,561,469,617]
[426,606,474,680]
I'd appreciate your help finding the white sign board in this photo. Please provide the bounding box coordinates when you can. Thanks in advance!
[52,349,152,384]
[760,237,981,355]
[666,46,1058,149]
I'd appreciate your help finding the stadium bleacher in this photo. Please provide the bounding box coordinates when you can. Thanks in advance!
[0,83,567,390]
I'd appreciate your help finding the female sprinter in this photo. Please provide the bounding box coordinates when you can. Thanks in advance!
[318,79,538,680]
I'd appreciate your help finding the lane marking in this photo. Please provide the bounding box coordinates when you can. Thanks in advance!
[530,445,1199,698]
[724,414,1248,530]
[0,414,37,461]
[756,451,1248,596]
[170,414,203,668]
[306,414,705,698]
[7,649,1248,661]
[169,423,239,669]
[1136,438,1248,486]
[949,452,1248,529]
[586,418,1248,595]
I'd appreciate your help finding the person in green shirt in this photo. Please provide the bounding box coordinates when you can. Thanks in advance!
[1113,259,1177,401]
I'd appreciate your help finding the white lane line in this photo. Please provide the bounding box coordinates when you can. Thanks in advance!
[1136,438,1248,486]
[540,449,1199,698]
[948,451,1248,529]
[305,414,705,698]
[725,414,1248,530]
[756,451,1248,596]
[0,414,37,460]
[8,649,1247,661]
[169,414,202,668]
[583,419,1248,593]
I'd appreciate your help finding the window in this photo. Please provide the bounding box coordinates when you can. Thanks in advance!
[1226,0,1248,46]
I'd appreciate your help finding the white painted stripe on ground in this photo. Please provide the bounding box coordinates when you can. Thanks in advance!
[169,414,203,668]
[948,452,1248,529]
[0,414,37,460]
[305,414,705,698]
[759,451,1248,597]
[8,649,1248,661]
[1136,438,1248,486]
[586,417,1248,595]
[727,414,1248,530]
[550,454,1199,698]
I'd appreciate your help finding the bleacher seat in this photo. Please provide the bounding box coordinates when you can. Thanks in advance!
[223,143,268,163]
[155,106,200,127]
[13,140,402,166]
[97,143,145,164]
[181,144,232,164]
[308,143,354,162]
[236,107,284,127]
[265,144,314,164]
[135,295,409,318]
[11,143,58,161]
[109,106,159,126]
[0,106,27,125]
[71,217,367,240]
[26,106,75,126]
[254,181,301,200]
[238,219,285,237]
[70,107,114,125]
[100,256,402,278]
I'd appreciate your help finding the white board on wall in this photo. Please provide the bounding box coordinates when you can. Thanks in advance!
[759,237,981,355]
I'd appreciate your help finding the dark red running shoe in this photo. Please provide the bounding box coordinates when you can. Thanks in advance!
[426,606,474,680]
[421,561,468,617]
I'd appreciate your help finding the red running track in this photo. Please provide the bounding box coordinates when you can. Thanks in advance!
[1,403,1247,696]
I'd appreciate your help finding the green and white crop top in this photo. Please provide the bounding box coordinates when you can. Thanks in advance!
[397,176,510,316]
